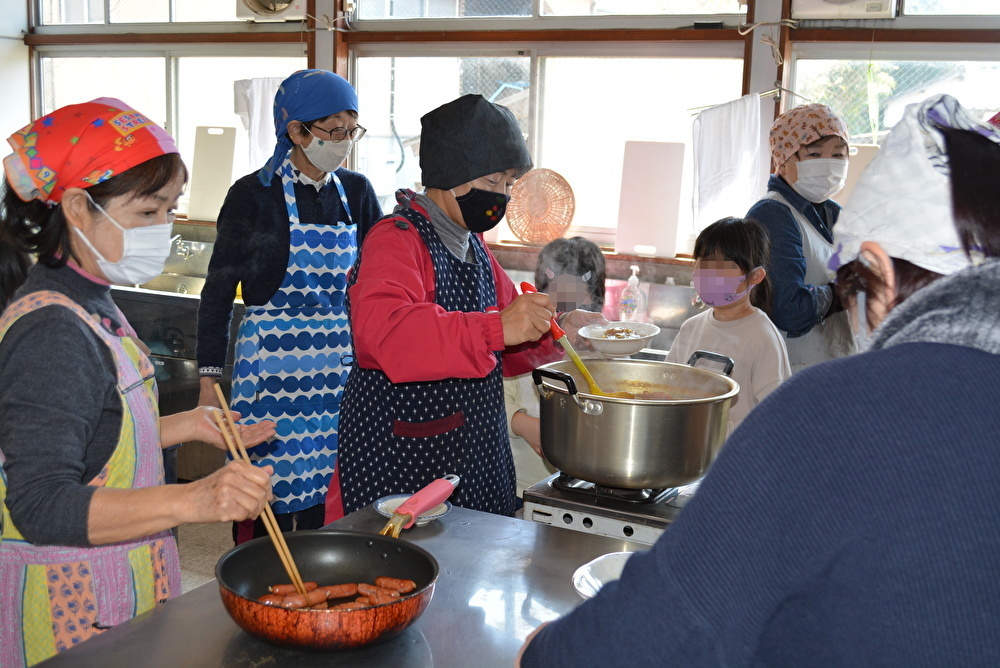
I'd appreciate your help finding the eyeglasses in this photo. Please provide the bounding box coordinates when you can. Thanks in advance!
[310,124,367,143]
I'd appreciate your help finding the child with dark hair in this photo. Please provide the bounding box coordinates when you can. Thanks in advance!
[666,217,790,434]
[534,236,606,313]
[506,236,607,496]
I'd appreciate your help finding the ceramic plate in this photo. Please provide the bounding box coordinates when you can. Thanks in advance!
[572,551,635,599]
[374,495,452,527]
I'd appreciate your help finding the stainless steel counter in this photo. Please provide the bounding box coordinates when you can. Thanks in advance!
[38,506,646,667]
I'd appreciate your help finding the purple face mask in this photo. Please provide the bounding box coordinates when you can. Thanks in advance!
[693,269,754,307]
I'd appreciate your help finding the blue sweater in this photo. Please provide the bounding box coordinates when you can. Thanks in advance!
[196,167,382,371]
[746,175,840,337]
[523,260,1000,667]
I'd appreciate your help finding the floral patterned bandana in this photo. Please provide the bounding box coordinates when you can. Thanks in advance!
[828,94,1000,276]
[3,97,178,205]
[769,103,850,169]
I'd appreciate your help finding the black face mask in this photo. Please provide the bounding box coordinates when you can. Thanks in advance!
[454,188,510,233]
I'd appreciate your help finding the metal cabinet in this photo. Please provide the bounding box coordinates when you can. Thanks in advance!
[111,286,243,481]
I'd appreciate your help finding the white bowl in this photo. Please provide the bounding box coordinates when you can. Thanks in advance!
[572,551,635,599]
[374,495,452,527]
[578,321,661,358]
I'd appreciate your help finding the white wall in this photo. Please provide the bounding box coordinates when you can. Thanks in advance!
[0,2,29,136]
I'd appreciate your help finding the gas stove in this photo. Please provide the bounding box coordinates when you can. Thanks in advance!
[522,473,700,545]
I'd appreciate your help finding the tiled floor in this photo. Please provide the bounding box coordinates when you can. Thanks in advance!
[176,521,234,593]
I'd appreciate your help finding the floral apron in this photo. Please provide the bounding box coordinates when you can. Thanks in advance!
[230,157,356,520]
[0,291,180,668]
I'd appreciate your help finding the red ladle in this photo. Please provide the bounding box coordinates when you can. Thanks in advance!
[520,282,633,399]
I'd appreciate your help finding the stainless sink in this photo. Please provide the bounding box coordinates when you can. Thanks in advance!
[139,273,206,295]
[162,238,213,277]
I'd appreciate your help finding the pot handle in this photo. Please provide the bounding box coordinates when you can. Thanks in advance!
[532,366,579,396]
[687,350,735,376]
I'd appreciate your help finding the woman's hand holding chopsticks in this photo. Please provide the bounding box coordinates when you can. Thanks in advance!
[180,460,275,524]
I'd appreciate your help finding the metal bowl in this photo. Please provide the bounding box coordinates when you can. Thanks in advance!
[216,530,438,652]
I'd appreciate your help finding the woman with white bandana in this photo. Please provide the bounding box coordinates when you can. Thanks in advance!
[197,70,383,543]
[746,104,855,371]
[518,94,1000,667]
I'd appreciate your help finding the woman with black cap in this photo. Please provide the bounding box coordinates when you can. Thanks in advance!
[336,94,559,517]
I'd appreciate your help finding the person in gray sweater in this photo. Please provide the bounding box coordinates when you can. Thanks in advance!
[0,98,274,668]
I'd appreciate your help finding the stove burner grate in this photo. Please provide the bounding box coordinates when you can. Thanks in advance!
[551,473,680,504]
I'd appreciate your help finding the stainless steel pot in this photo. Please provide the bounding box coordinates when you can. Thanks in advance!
[532,352,739,490]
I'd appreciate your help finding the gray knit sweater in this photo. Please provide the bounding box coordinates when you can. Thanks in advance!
[0,263,124,546]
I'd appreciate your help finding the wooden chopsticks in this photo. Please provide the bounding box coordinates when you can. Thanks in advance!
[211,383,307,597]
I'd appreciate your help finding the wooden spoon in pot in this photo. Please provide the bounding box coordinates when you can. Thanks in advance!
[520,282,634,399]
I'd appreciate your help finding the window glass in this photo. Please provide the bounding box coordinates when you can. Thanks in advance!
[357,0,742,19]
[39,0,241,24]
[537,56,743,239]
[39,53,307,213]
[794,59,1000,144]
[354,55,530,211]
[40,57,168,128]
[176,56,307,186]
[903,0,1000,15]
[355,52,742,249]
[544,0,744,16]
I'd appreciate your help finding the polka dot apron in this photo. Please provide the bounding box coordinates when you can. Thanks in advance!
[230,158,356,515]
[0,291,180,668]
[338,193,516,517]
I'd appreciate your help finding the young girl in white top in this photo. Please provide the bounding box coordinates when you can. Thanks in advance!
[667,217,791,435]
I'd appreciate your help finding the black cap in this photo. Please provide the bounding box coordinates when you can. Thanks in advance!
[419,94,533,191]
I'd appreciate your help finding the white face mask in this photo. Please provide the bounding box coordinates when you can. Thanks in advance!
[850,290,872,351]
[302,131,353,173]
[72,195,173,285]
[790,158,849,203]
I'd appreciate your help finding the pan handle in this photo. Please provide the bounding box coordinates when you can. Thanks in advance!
[686,350,735,376]
[532,366,578,396]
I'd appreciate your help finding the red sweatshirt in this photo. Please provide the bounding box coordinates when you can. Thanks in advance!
[349,213,558,383]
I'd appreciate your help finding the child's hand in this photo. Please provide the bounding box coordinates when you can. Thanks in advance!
[561,309,609,351]
[511,412,543,456]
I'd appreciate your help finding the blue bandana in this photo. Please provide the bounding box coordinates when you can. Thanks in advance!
[258,69,359,186]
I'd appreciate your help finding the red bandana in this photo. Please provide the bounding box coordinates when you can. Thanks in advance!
[3,97,179,204]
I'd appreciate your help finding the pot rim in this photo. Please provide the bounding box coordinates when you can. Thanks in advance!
[537,359,740,404]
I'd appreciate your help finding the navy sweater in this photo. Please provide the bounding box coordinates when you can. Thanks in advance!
[523,342,1000,666]
[196,167,383,372]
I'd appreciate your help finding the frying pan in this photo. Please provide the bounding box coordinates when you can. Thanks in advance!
[216,530,438,652]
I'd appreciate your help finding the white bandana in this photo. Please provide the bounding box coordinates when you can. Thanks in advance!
[828,94,1000,276]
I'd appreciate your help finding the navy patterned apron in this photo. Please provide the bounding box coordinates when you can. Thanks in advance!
[230,157,356,516]
[338,197,516,516]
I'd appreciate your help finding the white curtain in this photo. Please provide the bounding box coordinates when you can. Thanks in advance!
[234,77,285,170]
[692,94,768,234]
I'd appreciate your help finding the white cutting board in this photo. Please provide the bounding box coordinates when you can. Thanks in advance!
[187,126,236,222]
[839,144,879,206]
[615,141,685,258]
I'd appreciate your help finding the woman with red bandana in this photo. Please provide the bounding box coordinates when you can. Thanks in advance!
[0,99,274,667]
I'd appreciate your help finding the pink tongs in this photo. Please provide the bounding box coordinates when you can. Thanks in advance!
[379,474,460,537]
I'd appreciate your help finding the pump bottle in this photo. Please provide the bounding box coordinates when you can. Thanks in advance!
[618,265,646,321]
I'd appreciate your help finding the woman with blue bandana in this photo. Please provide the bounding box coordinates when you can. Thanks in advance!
[197,70,383,544]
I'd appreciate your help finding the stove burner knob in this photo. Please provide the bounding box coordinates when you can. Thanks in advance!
[623,526,634,538]
[582,517,593,529]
